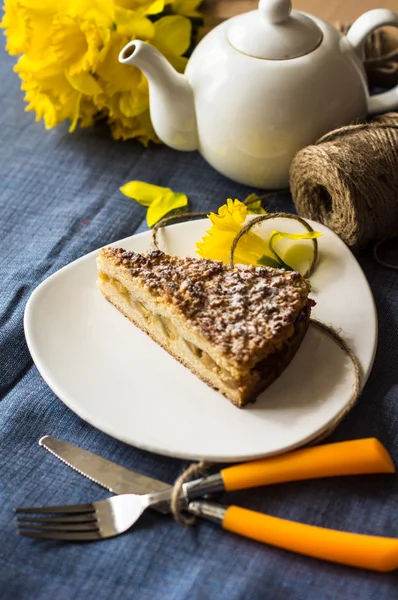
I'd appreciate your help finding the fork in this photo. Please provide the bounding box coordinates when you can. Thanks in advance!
[15,494,398,571]
[16,489,175,541]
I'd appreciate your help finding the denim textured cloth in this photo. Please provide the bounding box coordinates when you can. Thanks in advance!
[1,37,398,600]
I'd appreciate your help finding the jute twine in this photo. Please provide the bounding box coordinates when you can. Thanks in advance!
[290,113,398,251]
[151,210,362,524]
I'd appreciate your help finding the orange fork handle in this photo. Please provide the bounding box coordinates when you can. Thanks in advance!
[223,506,398,572]
[221,439,395,492]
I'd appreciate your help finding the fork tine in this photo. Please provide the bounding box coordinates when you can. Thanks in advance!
[18,530,102,541]
[15,504,94,515]
[18,522,99,532]
[16,514,97,524]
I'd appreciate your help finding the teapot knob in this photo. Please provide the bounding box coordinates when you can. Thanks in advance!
[259,0,292,24]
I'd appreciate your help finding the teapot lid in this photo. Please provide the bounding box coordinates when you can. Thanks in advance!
[228,0,323,60]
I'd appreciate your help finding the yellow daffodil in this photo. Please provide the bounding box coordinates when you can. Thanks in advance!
[50,13,112,76]
[120,181,188,226]
[196,199,269,266]
[196,198,322,273]
[2,0,201,140]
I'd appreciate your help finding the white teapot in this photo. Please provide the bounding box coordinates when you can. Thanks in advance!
[119,0,398,189]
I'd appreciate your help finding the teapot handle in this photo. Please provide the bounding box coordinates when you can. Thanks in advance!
[346,9,398,115]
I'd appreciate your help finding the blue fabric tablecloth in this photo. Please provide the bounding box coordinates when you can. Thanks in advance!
[1,37,398,600]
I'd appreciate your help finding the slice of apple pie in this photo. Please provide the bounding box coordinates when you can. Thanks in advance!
[97,248,312,407]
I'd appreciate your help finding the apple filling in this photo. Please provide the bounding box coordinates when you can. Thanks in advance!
[100,272,237,388]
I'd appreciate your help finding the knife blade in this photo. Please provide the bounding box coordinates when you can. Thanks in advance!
[39,435,173,514]
[39,436,393,521]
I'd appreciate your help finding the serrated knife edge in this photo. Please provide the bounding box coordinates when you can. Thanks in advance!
[39,435,116,492]
[39,435,173,515]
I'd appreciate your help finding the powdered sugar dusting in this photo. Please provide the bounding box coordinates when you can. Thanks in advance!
[101,248,310,364]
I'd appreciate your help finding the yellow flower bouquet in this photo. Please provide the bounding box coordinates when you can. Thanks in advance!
[1,0,202,143]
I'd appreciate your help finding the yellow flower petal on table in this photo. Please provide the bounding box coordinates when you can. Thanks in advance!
[146,191,188,227]
[120,181,188,226]
[196,199,268,266]
[120,181,170,207]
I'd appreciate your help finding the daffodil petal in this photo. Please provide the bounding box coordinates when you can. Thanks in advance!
[68,92,82,132]
[269,230,323,243]
[146,191,188,227]
[66,71,102,96]
[146,0,165,15]
[153,15,191,57]
[196,199,268,265]
[120,181,172,207]
[267,230,322,271]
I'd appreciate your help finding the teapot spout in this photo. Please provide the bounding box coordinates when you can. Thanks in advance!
[119,41,198,151]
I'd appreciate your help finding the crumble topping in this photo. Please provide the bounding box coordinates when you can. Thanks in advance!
[100,247,310,363]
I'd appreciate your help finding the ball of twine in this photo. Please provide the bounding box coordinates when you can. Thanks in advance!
[290,112,398,248]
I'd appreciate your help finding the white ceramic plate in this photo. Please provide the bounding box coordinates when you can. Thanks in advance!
[24,218,377,462]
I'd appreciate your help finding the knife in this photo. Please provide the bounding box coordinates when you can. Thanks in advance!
[39,435,173,514]
[39,435,395,516]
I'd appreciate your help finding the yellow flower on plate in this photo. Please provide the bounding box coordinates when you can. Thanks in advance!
[196,199,268,266]
[120,181,188,227]
[196,198,322,272]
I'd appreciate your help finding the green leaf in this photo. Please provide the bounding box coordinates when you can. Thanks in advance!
[244,193,267,215]
[257,255,284,269]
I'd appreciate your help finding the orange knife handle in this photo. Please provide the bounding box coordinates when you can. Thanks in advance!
[221,438,395,492]
[223,506,398,572]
